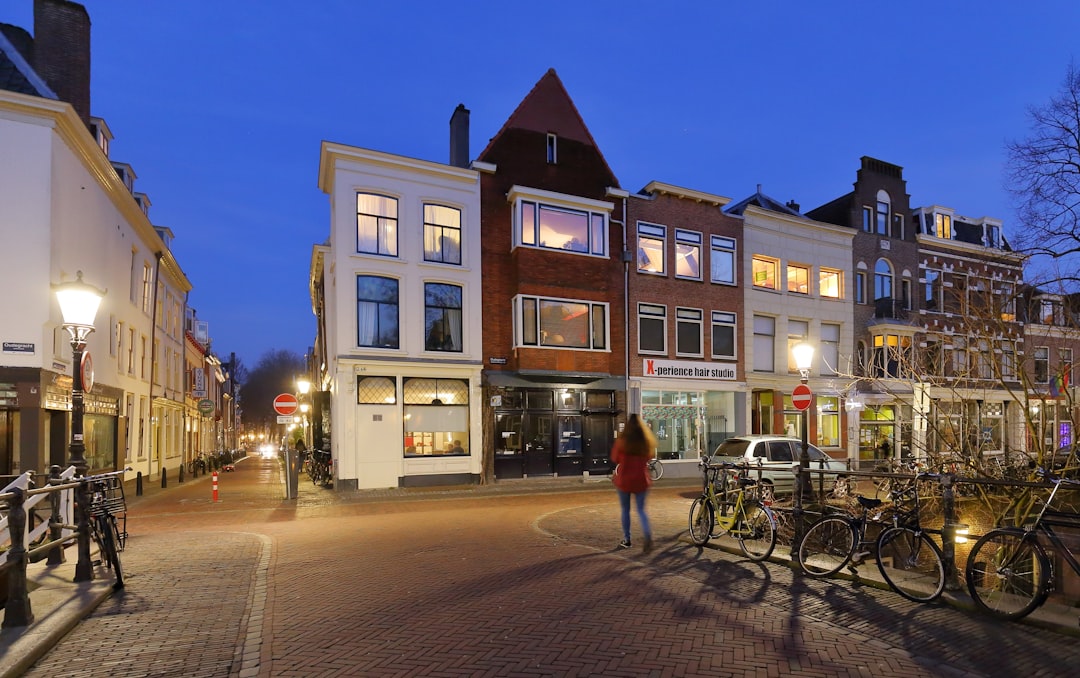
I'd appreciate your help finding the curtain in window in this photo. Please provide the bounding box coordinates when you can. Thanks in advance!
[358,301,378,346]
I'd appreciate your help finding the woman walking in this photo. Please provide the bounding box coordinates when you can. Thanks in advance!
[611,413,657,553]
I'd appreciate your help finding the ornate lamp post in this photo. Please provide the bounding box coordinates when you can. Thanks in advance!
[791,340,815,549]
[54,271,105,582]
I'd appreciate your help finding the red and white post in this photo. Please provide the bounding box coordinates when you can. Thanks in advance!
[212,471,219,502]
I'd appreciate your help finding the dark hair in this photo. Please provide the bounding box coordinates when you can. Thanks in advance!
[620,413,657,457]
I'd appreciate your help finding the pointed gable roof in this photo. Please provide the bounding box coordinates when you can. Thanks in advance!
[478,68,618,183]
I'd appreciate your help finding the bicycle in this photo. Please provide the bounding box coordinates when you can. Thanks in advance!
[308,450,332,487]
[612,457,663,482]
[689,460,778,561]
[85,468,128,589]
[965,468,1080,620]
[797,475,946,603]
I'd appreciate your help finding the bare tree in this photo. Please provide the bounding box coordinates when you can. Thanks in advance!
[239,349,306,434]
[1007,62,1080,284]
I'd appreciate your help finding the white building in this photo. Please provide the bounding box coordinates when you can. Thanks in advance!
[727,192,857,461]
[313,120,484,489]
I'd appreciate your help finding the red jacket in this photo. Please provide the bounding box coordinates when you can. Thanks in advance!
[611,439,652,493]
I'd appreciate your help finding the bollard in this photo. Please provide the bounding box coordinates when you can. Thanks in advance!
[179,463,185,484]
[3,487,35,628]
[161,466,168,488]
[136,471,143,496]
[47,464,66,565]
[940,473,960,590]
[212,471,219,502]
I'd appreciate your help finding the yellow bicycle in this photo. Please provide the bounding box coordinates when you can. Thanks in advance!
[689,460,778,561]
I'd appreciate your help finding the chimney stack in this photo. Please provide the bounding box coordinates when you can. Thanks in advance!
[33,0,91,129]
[786,200,800,213]
[449,103,470,168]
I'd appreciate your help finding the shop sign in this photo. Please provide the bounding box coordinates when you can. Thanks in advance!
[643,358,737,381]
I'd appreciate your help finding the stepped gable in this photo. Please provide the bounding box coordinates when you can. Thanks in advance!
[477,68,618,184]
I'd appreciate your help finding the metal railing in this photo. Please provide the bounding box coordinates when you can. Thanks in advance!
[1,465,83,628]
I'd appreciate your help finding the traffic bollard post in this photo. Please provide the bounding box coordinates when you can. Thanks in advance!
[212,471,219,502]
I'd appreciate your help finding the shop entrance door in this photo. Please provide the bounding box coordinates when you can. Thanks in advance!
[524,413,554,476]
[584,414,614,473]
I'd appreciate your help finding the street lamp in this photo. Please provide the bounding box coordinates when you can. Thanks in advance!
[791,341,815,549]
[54,271,105,583]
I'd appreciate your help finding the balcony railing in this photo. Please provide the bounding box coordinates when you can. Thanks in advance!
[873,298,909,321]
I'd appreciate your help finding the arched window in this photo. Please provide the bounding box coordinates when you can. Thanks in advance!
[874,259,893,302]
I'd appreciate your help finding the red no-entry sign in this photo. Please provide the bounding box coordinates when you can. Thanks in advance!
[273,393,298,416]
[792,383,813,411]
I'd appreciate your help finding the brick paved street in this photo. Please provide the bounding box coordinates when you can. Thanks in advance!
[18,456,1080,677]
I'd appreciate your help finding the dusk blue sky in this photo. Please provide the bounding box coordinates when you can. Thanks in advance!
[4,1,1079,367]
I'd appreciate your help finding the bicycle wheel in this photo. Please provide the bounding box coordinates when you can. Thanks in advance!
[688,496,714,546]
[649,459,664,481]
[107,514,126,552]
[966,528,1049,620]
[96,514,125,589]
[876,527,945,603]
[798,517,855,577]
[736,504,777,562]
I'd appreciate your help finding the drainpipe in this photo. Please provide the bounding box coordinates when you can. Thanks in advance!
[605,187,631,412]
[147,251,163,476]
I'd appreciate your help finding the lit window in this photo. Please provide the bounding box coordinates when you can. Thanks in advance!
[935,213,952,239]
[675,308,703,357]
[711,311,736,359]
[710,236,736,285]
[820,269,841,298]
[518,199,608,256]
[357,193,398,256]
[788,263,810,294]
[638,304,666,354]
[423,204,462,265]
[516,295,608,350]
[752,256,778,290]
[637,223,665,275]
[675,229,702,279]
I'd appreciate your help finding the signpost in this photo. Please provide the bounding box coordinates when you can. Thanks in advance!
[792,383,813,411]
[273,393,299,416]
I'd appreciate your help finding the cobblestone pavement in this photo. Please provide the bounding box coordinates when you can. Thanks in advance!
[18,457,1080,677]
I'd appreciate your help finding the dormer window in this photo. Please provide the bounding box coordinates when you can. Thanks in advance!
[935,213,951,239]
[547,134,557,164]
[984,223,1000,248]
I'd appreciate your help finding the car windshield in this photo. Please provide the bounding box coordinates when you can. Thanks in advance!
[714,439,750,458]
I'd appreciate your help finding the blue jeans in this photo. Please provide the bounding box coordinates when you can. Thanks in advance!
[617,488,651,542]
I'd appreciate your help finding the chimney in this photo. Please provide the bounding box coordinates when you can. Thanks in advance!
[33,0,91,129]
[787,200,800,213]
[449,103,470,168]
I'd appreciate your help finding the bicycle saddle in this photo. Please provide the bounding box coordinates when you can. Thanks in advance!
[856,495,884,510]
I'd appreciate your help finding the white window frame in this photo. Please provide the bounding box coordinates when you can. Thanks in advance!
[711,311,737,360]
[513,294,609,351]
[753,315,775,372]
[638,303,667,355]
[674,229,702,281]
[675,307,703,358]
[710,235,736,285]
[508,186,611,258]
[821,323,840,375]
[637,222,666,275]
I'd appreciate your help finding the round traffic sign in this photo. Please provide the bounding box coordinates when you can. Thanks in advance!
[792,383,813,411]
[273,393,299,416]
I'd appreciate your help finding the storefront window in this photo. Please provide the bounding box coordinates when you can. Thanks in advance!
[642,389,734,460]
[860,405,895,464]
[85,413,116,471]
[402,377,469,457]
[817,396,840,448]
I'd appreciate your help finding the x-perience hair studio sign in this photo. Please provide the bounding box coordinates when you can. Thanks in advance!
[643,359,737,380]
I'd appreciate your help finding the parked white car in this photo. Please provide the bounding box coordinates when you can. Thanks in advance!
[709,435,848,496]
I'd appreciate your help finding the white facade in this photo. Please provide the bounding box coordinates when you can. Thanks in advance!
[740,205,857,460]
[0,89,190,478]
[315,143,483,489]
